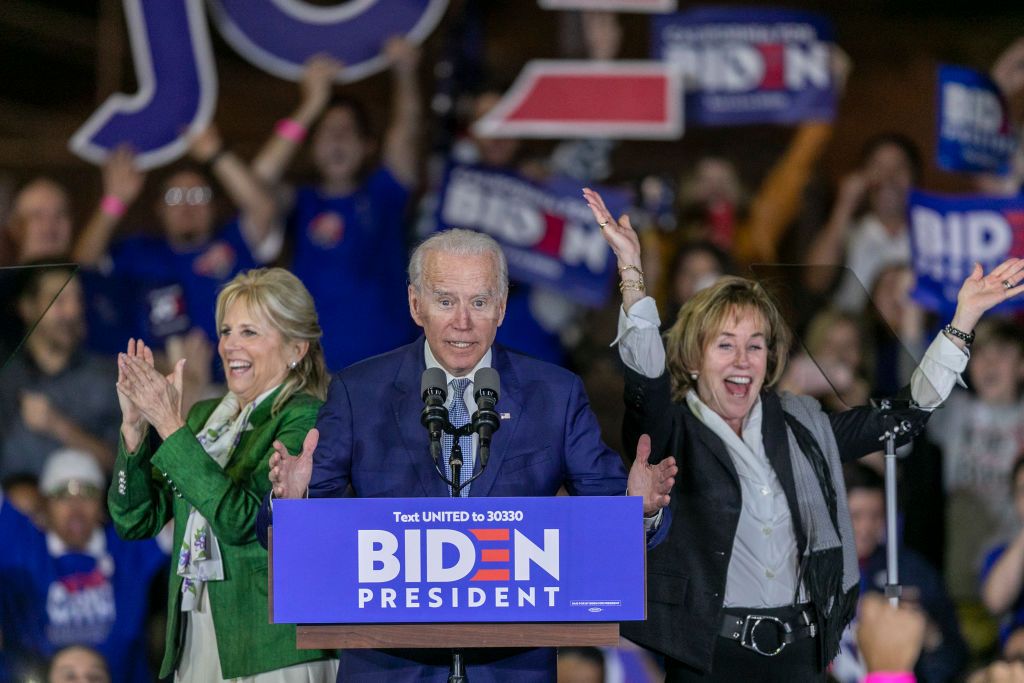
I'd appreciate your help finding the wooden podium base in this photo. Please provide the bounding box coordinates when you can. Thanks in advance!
[296,622,620,649]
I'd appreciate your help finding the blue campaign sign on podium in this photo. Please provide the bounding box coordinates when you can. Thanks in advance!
[272,496,646,624]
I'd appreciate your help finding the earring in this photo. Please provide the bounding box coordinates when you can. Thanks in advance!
[288,360,298,370]
[689,371,698,380]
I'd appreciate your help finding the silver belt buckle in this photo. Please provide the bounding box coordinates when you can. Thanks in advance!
[740,614,790,656]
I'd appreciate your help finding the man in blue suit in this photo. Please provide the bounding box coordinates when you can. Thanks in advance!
[256,228,675,682]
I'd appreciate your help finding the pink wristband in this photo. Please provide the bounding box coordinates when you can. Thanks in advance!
[100,194,127,218]
[275,118,307,143]
[864,673,915,683]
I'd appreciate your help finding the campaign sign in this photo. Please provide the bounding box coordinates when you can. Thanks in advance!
[653,6,835,126]
[909,190,1024,314]
[435,164,627,307]
[71,0,447,169]
[470,60,684,141]
[937,65,1017,174]
[272,496,645,624]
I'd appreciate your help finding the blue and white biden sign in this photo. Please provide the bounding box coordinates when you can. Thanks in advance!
[937,65,1017,174]
[272,497,646,623]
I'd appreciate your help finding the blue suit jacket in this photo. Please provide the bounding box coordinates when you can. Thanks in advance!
[256,337,627,682]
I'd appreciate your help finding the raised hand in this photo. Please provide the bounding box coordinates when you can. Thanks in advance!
[830,45,853,98]
[116,338,156,444]
[582,11,622,61]
[992,37,1024,96]
[951,258,1024,335]
[626,434,677,516]
[300,53,342,112]
[187,124,224,164]
[583,187,641,266]
[384,36,420,77]
[269,428,318,499]
[856,592,926,674]
[102,146,145,207]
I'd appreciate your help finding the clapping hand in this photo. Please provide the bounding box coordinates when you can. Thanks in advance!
[269,428,318,499]
[117,349,185,441]
[627,434,677,516]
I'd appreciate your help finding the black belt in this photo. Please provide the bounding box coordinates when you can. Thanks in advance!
[718,606,817,657]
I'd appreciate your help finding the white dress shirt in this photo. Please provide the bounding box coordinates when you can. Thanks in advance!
[833,214,911,313]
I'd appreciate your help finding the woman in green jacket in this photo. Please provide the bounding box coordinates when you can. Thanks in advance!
[109,268,337,681]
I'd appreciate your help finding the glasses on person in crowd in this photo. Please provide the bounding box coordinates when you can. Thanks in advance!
[49,481,103,500]
[164,185,213,207]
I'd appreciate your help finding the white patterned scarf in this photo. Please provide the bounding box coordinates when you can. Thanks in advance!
[177,388,271,611]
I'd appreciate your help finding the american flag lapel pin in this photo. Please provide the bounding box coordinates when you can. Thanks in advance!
[500,412,511,420]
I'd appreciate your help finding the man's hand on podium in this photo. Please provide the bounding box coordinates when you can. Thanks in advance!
[626,434,677,517]
[269,428,318,498]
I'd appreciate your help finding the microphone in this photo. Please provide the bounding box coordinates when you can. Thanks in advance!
[420,368,448,465]
[472,368,501,468]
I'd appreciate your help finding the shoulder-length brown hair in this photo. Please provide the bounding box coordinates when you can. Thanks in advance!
[664,276,791,402]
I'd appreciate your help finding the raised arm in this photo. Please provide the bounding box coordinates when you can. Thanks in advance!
[72,147,146,266]
[583,187,646,311]
[251,54,341,186]
[802,171,867,293]
[976,37,1024,196]
[187,124,278,255]
[381,37,423,188]
[831,257,1024,458]
[739,47,849,266]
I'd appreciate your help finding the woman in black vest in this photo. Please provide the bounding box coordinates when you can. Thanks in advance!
[585,187,1021,681]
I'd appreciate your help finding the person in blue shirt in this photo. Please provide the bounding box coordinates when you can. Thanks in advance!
[0,449,167,683]
[246,40,421,371]
[72,130,276,350]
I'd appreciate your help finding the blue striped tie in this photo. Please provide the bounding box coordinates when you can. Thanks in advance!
[443,377,472,497]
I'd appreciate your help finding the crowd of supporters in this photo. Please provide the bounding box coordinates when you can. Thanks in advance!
[3,7,1024,682]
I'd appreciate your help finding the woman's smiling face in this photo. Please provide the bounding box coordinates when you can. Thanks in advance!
[695,308,768,434]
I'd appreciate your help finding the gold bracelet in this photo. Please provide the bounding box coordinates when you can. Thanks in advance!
[619,278,646,293]
[618,264,644,278]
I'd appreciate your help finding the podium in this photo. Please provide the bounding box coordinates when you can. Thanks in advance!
[268,496,646,652]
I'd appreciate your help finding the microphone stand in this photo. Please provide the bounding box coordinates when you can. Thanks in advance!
[436,419,483,679]
[421,372,501,683]
[431,420,488,498]
[430,418,487,682]
[872,398,917,608]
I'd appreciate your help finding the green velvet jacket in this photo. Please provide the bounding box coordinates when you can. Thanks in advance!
[107,388,335,679]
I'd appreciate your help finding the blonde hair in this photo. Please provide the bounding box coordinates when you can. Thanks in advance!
[215,268,329,413]
[664,276,791,402]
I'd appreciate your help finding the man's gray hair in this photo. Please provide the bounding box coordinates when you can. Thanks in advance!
[408,229,509,297]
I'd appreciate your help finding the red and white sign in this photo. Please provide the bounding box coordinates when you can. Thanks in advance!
[472,60,683,140]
